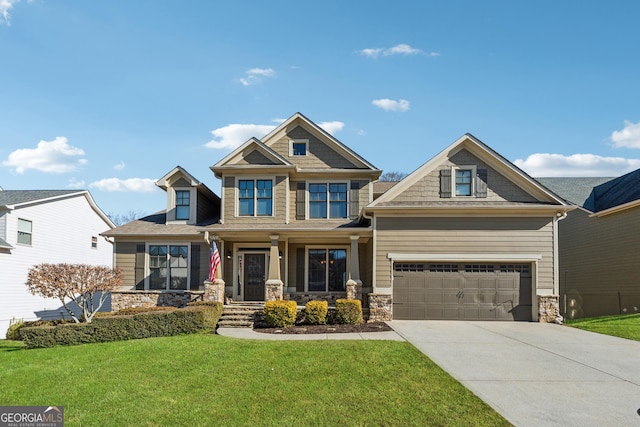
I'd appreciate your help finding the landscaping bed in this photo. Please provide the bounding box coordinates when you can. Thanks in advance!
[254,321,392,334]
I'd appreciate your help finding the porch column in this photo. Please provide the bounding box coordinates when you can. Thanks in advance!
[346,235,362,301]
[265,234,283,301]
[203,233,225,304]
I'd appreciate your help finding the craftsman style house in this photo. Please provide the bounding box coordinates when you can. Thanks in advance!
[104,113,572,321]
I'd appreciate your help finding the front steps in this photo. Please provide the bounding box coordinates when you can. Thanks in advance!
[218,302,264,328]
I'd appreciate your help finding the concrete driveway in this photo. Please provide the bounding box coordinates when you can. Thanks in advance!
[388,320,640,427]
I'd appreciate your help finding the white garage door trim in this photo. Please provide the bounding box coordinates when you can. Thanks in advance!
[387,253,541,321]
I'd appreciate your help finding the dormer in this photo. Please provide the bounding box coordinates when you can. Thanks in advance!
[156,166,220,225]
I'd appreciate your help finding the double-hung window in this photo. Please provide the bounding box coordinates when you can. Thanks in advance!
[17,218,32,245]
[308,183,347,219]
[455,169,473,196]
[175,190,190,220]
[238,179,273,216]
[308,248,347,292]
[149,244,189,290]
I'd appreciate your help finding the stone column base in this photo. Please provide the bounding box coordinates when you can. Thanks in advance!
[346,279,362,301]
[265,280,283,301]
[204,279,225,304]
[538,295,562,323]
[368,293,392,322]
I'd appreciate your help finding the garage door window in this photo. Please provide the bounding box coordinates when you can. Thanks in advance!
[465,264,495,273]
[499,264,530,274]
[429,264,459,272]
[394,263,425,272]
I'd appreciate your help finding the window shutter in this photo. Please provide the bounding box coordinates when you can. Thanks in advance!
[296,248,305,292]
[190,243,200,290]
[349,181,361,219]
[296,182,306,220]
[439,169,452,198]
[135,244,145,290]
[475,169,488,198]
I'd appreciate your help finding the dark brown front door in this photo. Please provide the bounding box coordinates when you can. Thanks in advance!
[244,253,265,301]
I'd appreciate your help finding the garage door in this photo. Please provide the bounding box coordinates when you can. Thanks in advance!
[393,263,532,321]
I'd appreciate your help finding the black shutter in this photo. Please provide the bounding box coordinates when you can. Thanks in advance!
[296,182,306,220]
[349,181,361,219]
[134,244,145,290]
[475,169,488,198]
[439,169,452,198]
[190,243,201,290]
[296,248,305,292]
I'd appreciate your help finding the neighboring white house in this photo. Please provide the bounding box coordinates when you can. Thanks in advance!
[0,189,114,336]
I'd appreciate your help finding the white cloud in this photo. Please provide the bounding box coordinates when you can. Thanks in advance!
[318,121,344,135]
[358,44,436,58]
[113,161,126,170]
[372,98,410,112]
[67,178,86,188]
[2,137,88,174]
[89,178,157,193]
[205,123,277,149]
[514,153,640,177]
[238,68,276,86]
[0,0,20,25]
[610,120,640,149]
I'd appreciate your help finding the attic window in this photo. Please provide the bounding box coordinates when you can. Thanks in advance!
[291,140,308,156]
[175,190,190,220]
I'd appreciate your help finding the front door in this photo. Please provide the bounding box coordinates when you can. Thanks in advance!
[243,253,266,301]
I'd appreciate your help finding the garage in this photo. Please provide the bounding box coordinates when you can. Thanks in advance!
[393,262,532,321]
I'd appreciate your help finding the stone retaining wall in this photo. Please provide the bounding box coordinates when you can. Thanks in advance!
[110,290,205,312]
[368,294,393,322]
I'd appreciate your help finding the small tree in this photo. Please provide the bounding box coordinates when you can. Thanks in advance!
[379,171,408,182]
[26,264,123,323]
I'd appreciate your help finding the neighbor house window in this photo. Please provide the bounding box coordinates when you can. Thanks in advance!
[17,218,32,245]
[455,169,473,196]
[175,190,190,220]
[308,183,347,219]
[148,244,188,290]
[308,248,347,292]
[238,179,273,216]
[91,236,98,249]
[291,140,308,156]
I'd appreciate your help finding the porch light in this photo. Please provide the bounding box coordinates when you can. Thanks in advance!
[227,250,232,260]
[279,251,283,260]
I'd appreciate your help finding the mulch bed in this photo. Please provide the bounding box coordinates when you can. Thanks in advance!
[254,322,393,334]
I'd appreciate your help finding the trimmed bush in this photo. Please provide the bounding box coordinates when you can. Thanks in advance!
[305,300,328,325]
[336,299,363,325]
[5,319,24,340]
[115,306,177,316]
[20,303,223,348]
[264,300,297,328]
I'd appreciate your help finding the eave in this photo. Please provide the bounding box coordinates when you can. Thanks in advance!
[590,198,640,217]
[363,204,575,217]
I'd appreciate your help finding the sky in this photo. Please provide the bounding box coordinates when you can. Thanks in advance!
[2,0,640,219]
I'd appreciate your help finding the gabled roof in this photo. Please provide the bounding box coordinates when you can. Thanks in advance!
[0,189,115,228]
[156,166,219,201]
[536,177,613,207]
[368,133,570,209]
[583,168,640,213]
[211,137,293,177]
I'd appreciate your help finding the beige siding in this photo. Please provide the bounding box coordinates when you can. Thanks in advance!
[270,125,359,169]
[559,207,640,318]
[222,175,287,225]
[114,242,137,290]
[391,149,538,203]
[375,216,555,292]
[235,149,278,165]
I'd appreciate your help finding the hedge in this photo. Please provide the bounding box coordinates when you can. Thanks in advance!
[19,302,222,349]
[305,300,328,325]
[263,300,298,328]
[335,299,363,325]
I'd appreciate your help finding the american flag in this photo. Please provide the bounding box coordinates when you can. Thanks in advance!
[209,240,221,281]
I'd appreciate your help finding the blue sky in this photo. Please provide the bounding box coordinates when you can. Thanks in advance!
[2,0,640,218]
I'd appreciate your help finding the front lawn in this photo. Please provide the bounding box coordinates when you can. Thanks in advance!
[566,313,640,341]
[0,335,508,426]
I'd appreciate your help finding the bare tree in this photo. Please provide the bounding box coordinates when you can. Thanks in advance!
[379,171,408,182]
[108,210,146,226]
[26,264,123,323]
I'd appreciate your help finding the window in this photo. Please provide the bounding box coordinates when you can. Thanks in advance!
[175,190,190,220]
[455,169,473,196]
[394,263,426,272]
[308,182,347,219]
[149,244,188,290]
[465,264,495,273]
[308,248,347,292]
[91,236,98,249]
[238,179,273,216]
[291,139,307,156]
[17,218,32,245]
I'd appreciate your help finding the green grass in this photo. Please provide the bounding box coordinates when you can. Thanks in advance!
[0,334,508,426]
[566,313,640,341]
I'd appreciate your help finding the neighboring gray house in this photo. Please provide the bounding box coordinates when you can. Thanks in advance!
[539,171,640,319]
[105,114,574,322]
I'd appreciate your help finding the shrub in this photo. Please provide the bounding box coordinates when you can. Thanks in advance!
[6,318,24,340]
[305,301,328,325]
[336,299,363,325]
[19,303,223,348]
[115,306,176,316]
[264,300,298,328]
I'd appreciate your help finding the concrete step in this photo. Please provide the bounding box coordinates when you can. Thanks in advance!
[218,319,254,328]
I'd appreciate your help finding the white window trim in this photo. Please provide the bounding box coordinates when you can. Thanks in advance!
[16,217,33,246]
[235,176,275,217]
[451,165,477,197]
[289,139,308,156]
[144,242,191,291]
[306,180,349,220]
[304,245,349,292]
